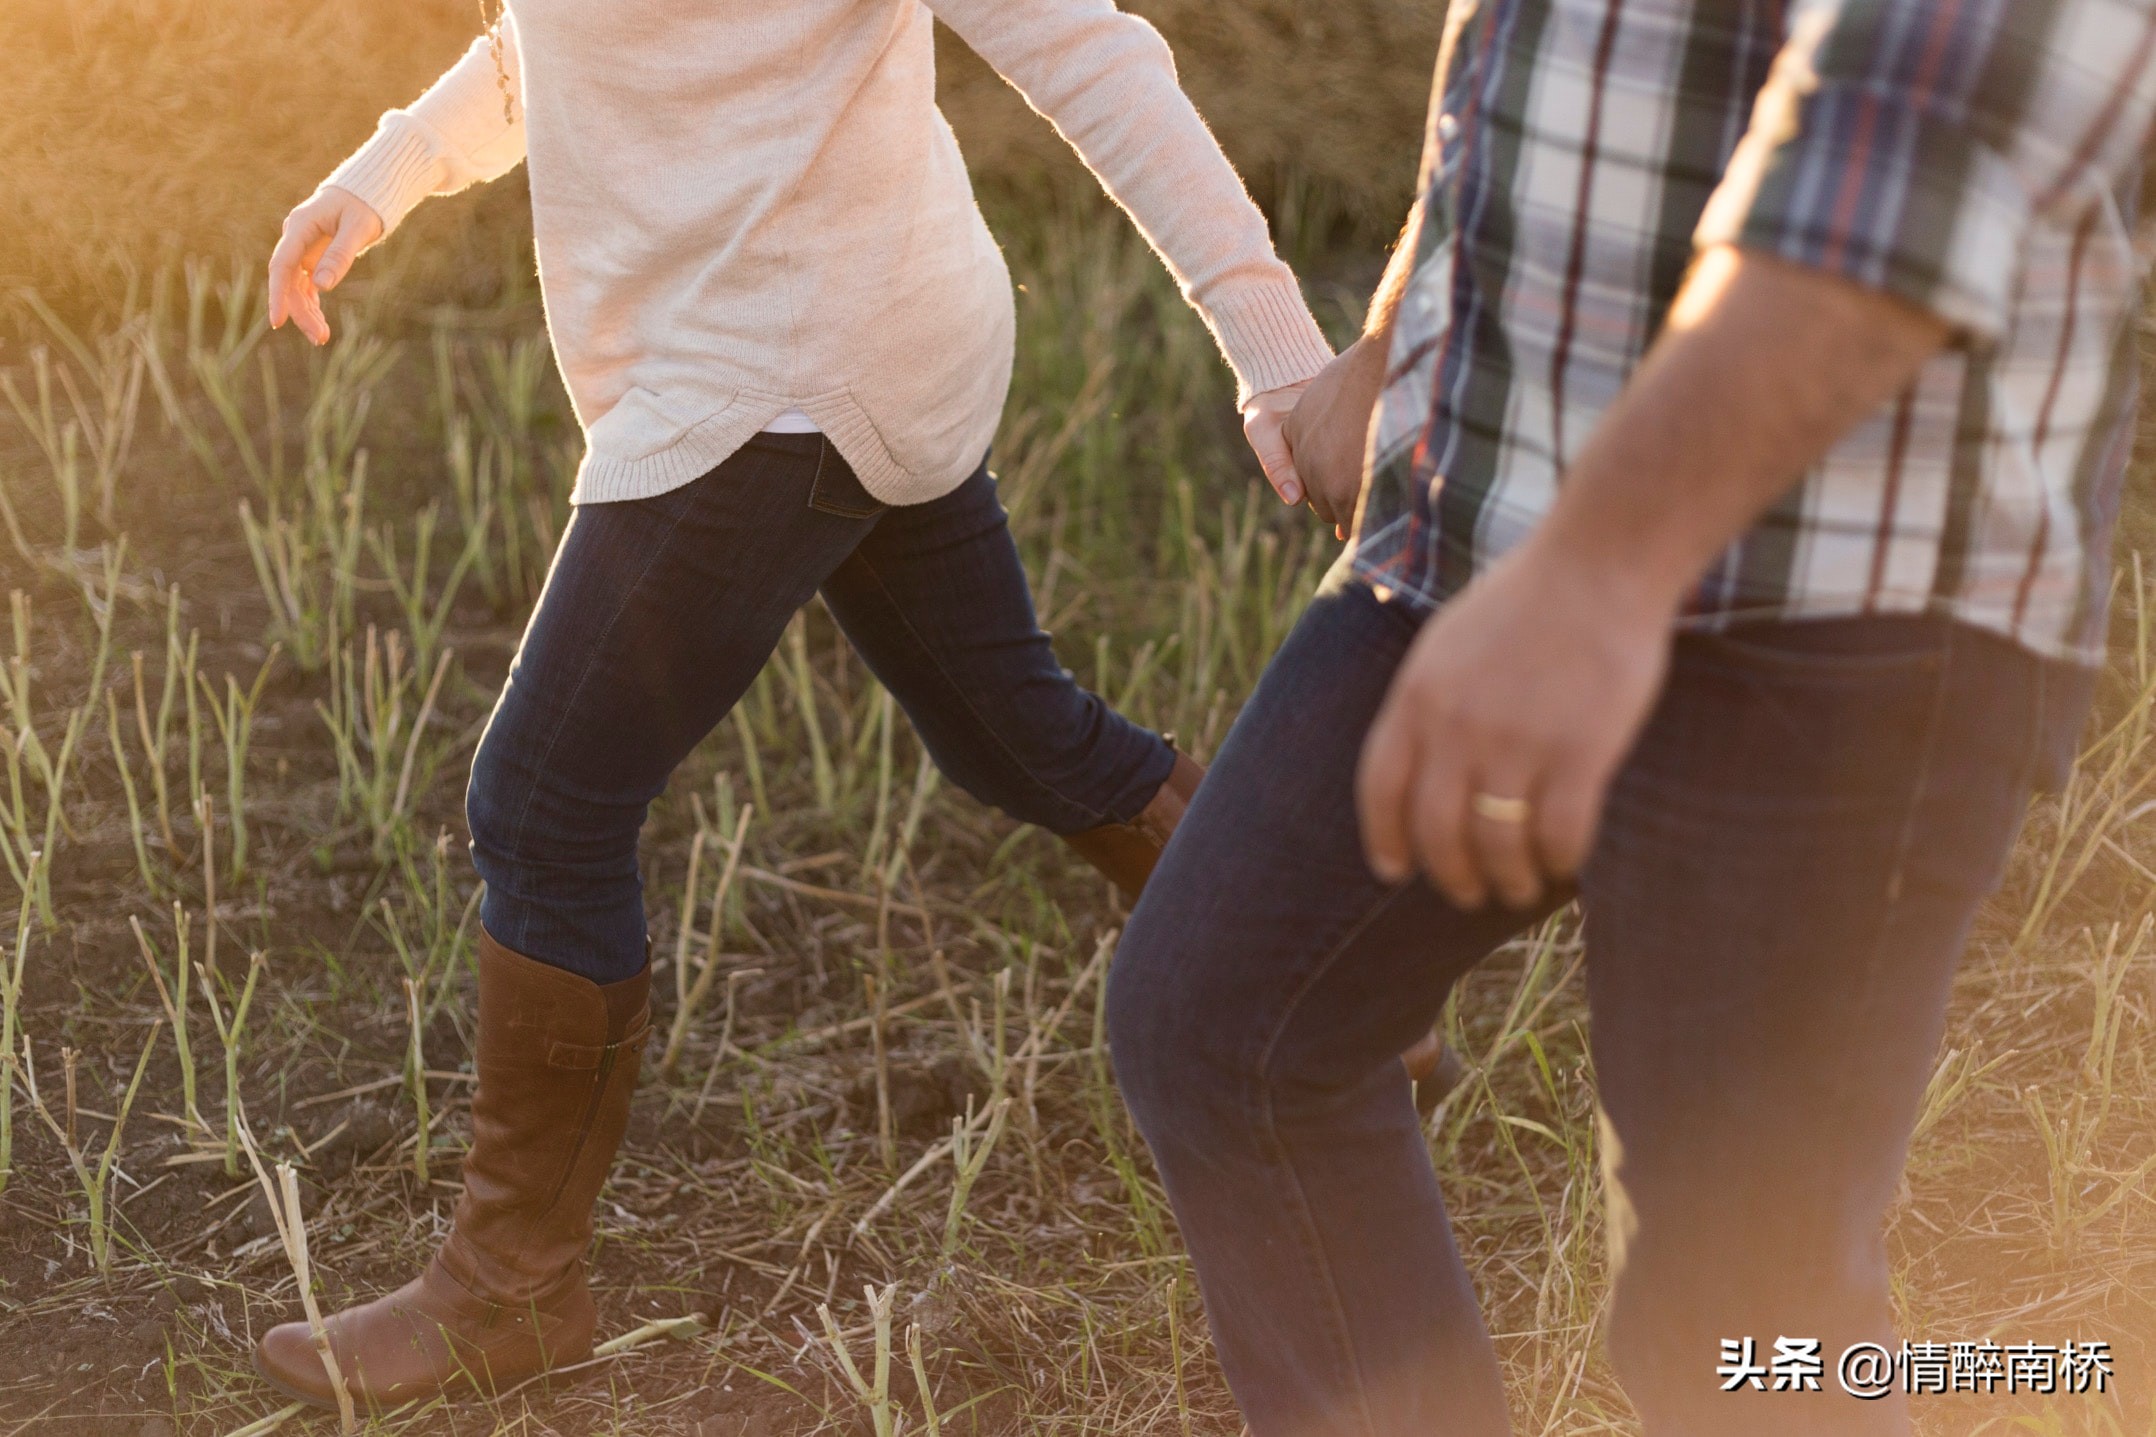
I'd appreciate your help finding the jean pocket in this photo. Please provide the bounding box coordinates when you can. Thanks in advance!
[807,441,887,520]
[1690,616,1954,682]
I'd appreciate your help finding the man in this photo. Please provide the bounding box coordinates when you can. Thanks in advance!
[1112,1,2151,1433]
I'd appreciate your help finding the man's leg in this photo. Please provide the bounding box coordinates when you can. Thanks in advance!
[1111,576,1540,1437]
[1580,617,2092,1435]
[824,463,1459,1097]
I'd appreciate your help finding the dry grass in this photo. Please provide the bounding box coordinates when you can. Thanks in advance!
[0,207,2148,1436]
[0,0,1439,307]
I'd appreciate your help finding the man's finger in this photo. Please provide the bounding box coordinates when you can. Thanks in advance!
[1531,751,1609,882]
[1407,754,1481,909]
[1304,477,1340,527]
[1355,696,1419,884]
[1464,760,1545,910]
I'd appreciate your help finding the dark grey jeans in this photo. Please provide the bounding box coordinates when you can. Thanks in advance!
[1109,573,2092,1436]
[467,433,1175,983]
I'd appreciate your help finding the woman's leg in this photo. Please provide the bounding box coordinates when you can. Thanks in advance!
[257,434,886,1410]
[468,433,885,981]
[821,462,1460,1098]
[818,461,1178,841]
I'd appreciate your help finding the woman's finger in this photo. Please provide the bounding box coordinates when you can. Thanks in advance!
[269,208,336,342]
[312,205,376,293]
[1242,407,1304,507]
[266,220,314,330]
[292,224,338,344]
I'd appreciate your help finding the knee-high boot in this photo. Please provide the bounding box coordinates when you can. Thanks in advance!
[254,932,650,1410]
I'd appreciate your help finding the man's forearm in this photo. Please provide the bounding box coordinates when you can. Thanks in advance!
[1363,202,1425,341]
[1529,245,1951,618]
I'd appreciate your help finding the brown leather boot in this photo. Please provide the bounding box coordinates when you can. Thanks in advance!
[1061,749,1460,1098]
[1404,1029,1471,1116]
[254,932,651,1412]
[1059,750,1206,899]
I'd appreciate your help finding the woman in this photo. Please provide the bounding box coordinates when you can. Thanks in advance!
[252,0,1427,1410]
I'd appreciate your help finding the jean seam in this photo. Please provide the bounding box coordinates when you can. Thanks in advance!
[1835,620,1960,1102]
[494,488,703,951]
[1250,881,1424,1437]
[842,545,1127,831]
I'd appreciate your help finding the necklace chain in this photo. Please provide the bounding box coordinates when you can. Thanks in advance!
[478,0,516,125]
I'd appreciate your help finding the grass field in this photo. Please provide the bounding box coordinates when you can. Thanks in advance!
[3,4,2156,1436]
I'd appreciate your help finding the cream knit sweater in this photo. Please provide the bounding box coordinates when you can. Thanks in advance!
[327,0,1334,506]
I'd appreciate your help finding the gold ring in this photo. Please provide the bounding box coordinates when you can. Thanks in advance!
[1470,792,1531,825]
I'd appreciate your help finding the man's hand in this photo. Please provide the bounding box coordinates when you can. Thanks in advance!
[1355,538,1672,909]
[268,187,386,346]
[1351,248,1951,908]
[1242,381,1312,507]
[1282,334,1387,536]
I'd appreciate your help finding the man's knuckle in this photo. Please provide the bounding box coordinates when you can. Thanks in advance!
[1455,709,1517,748]
[1405,671,1450,708]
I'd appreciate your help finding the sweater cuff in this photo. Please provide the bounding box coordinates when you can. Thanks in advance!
[1201,275,1338,404]
[323,114,448,237]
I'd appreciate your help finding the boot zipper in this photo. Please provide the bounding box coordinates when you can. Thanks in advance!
[539,1039,619,1217]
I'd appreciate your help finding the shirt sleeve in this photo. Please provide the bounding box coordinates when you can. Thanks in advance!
[323,15,529,237]
[1696,0,2156,340]
[924,0,1334,401]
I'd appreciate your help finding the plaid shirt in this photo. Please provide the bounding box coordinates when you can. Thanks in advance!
[1353,0,2156,664]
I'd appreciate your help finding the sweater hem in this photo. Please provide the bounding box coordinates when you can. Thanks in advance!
[570,390,970,508]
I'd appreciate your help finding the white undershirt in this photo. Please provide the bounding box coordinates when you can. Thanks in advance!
[762,407,821,434]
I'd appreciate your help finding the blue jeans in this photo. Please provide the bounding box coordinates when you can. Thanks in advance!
[1109,574,2092,1437]
[467,433,1175,983]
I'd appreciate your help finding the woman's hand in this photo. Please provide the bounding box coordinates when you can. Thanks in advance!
[1241,381,1312,507]
[267,187,385,346]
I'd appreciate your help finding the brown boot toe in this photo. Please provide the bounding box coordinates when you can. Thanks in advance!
[253,1261,597,1412]
[254,1317,336,1408]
